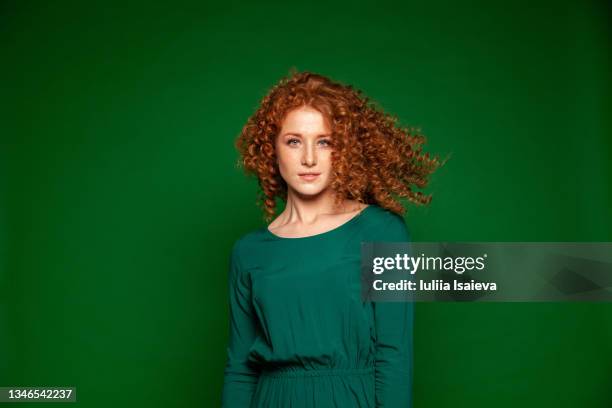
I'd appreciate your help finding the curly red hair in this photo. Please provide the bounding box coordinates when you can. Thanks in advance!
[235,69,444,223]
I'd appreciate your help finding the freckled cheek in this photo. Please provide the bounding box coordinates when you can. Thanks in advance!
[276,156,300,176]
[319,153,333,170]
[280,151,302,166]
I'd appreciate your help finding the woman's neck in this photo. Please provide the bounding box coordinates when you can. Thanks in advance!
[275,190,364,226]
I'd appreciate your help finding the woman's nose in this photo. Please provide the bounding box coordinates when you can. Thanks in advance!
[302,143,317,166]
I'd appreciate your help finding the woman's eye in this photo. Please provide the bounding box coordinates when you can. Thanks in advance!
[286,139,331,146]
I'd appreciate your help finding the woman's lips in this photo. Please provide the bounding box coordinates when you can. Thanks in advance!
[299,173,320,181]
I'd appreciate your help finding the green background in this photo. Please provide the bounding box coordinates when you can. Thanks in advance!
[2,0,611,407]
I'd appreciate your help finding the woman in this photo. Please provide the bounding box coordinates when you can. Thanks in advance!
[222,70,440,407]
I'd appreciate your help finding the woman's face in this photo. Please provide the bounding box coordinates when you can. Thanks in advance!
[275,106,334,198]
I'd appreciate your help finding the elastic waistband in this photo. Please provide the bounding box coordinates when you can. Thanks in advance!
[261,366,374,378]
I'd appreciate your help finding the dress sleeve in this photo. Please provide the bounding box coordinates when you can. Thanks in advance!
[373,214,414,407]
[222,239,260,407]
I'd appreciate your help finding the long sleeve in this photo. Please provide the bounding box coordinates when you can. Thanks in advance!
[373,214,414,407]
[222,239,260,407]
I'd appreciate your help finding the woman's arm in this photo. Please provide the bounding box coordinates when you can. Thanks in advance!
[221,239,260,407]
[373,214,414,407]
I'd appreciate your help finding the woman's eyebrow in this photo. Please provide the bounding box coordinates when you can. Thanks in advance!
[280,132,332,137]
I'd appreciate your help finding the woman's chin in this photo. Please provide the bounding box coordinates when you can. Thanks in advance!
[289,185,330,199]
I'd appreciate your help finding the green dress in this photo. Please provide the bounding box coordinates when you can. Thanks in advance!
[222,204,413,407]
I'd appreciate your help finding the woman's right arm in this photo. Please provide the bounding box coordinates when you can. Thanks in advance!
[222,239,260,407]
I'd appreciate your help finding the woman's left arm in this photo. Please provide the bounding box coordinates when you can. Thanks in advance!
[373,214,414,407]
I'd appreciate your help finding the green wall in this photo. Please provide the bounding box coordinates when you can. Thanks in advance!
[2,0,611,407]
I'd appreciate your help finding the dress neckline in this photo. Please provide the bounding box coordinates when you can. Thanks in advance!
[264,205,373,240]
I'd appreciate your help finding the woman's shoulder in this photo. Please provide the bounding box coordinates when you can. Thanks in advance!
[227,231,257,273]
[232,227,266,247]
[364,203,405,224]
[362,204,411,242]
